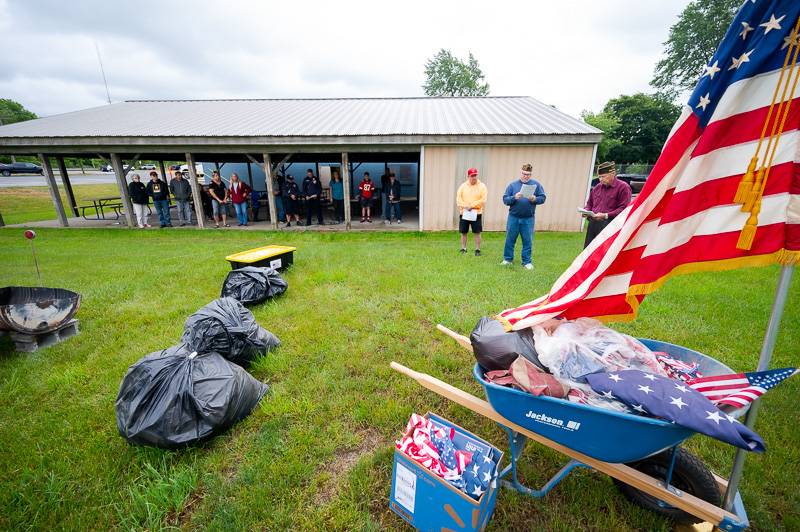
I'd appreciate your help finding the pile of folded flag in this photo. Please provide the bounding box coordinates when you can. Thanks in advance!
[396,413,496,499]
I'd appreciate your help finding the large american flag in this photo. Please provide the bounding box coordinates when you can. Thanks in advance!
[687,367,798,408]
[499,0,800,330]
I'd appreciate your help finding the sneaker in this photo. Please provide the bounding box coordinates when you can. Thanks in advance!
[396,220,402,224]
[384,220,390,224]
[360,217,366,223]
[475,249,481,256]
[144,223,152,228]
[460,248,467,254]
[285,222,292,227]
[137,224,144,229]
[367,218,372,223]
[500,260,512,266]
[523,263,533,270]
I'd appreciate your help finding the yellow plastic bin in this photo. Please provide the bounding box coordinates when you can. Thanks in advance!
[225,245,296,271]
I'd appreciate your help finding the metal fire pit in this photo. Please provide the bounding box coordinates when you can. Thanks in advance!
[0,287,81,335]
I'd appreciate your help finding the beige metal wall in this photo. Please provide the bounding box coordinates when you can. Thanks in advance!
[421,144,596,232]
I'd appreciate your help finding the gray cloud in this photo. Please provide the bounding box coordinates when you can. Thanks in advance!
[0,0,691,117]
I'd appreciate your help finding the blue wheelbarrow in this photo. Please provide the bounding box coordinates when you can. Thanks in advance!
[390,326,751,530]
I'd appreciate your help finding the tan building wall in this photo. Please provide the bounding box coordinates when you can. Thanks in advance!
[421,144,597,232]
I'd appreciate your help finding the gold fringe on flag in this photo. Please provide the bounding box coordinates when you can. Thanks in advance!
[494,314,513,332]
[777,248,800,265]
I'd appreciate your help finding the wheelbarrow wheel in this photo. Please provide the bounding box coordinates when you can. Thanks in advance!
[613,447,719,525]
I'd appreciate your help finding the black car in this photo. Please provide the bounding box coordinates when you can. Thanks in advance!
[0,162,44,176]
[590,173,648,195]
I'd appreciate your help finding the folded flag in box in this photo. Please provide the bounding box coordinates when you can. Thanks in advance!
[687,367,797,409]
[585,370,765,452]
[461,450,495,500]
[397,413,471,486]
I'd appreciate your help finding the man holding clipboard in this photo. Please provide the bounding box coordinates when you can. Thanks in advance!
[456,168,488,256]
[501,163,547,269]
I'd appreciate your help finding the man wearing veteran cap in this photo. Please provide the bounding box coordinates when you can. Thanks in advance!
[501,163,546,270]
[456,167,488,256]
[583,161,631,248]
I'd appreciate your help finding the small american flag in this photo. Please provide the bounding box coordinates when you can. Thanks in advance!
[687,367,797,409]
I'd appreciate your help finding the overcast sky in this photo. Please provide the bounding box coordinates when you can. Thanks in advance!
[0,0,691,119]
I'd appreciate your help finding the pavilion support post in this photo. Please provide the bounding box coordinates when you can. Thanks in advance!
[159,160,167,182]
[0,209,4,227]
[262,153,278,230]
[185,153,206,229]
[57,156,79,217]
[342,152,352,229]
[110,153,135,227]
[39,154,69,227]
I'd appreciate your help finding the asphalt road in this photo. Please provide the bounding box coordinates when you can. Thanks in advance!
[0,171,118,187]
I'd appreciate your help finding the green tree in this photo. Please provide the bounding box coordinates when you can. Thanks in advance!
[0,98,37,126]
[423,49,489,97]
[651,0,740,99]
[589,93,681,164]
[581,110,622,163]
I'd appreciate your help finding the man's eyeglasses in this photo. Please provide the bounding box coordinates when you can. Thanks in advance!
[521,172,532,176]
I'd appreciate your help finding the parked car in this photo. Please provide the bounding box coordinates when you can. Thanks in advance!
[140,163,157,170]
[100,164,114,172]
[0,162,44,176]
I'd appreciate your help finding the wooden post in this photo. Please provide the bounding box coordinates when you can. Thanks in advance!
[57,156,79,217]
[262,153,278,230]
[342,152,352,229]
[159,160,167,182]
[39,154,69,227]
[110,153,135,227]
[185,153,206,229]
[0,209,4,227]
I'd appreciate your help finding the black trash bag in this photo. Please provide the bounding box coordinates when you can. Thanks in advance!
[221,266,288,306]
[181,297,279,367]
[115,344,268,448]
[470,316,545,371]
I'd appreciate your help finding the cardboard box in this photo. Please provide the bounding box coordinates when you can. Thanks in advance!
[390,413,503,531]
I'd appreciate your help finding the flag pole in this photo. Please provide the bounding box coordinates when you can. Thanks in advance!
[722,264,795,511]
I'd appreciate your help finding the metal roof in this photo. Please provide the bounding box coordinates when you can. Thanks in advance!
[0,97,600,139]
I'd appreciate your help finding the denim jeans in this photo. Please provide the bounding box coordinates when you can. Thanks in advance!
[153,199,171,226]
[233,202,248,225]
[389,202,402,221]
[175,199,192,224]
[503,215,535,265]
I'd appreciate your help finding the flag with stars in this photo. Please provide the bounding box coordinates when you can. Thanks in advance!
[687,367,798,409]
[585,370,766,452]
[461,450,496,500]
[498,0,800,330]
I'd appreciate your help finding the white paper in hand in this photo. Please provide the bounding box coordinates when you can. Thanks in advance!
[462,209,478,221]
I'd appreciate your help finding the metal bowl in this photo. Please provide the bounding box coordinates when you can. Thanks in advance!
[0,286,81,334]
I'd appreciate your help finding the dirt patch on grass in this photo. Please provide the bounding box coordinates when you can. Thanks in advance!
[315,428,386,506]
[170,488,205,528]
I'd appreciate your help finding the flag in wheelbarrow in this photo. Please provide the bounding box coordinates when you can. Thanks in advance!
[497,0,800,331]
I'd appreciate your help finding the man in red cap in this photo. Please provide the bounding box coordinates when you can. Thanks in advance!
[456,167,488,255]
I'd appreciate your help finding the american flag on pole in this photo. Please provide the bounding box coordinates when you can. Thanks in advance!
[687,367,798,409]
[498,0,800,331]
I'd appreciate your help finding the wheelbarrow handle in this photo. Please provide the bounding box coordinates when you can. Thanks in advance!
[436,324,472,352]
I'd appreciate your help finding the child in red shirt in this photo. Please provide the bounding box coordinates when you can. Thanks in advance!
[358,172,376,223]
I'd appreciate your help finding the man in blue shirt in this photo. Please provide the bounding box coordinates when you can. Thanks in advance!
[501,163,546,269]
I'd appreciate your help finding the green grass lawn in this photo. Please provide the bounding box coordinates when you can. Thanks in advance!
[0,228,797,531]
[0,184,120,225]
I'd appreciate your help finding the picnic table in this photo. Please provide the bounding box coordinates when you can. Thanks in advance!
[80,196,124,220]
